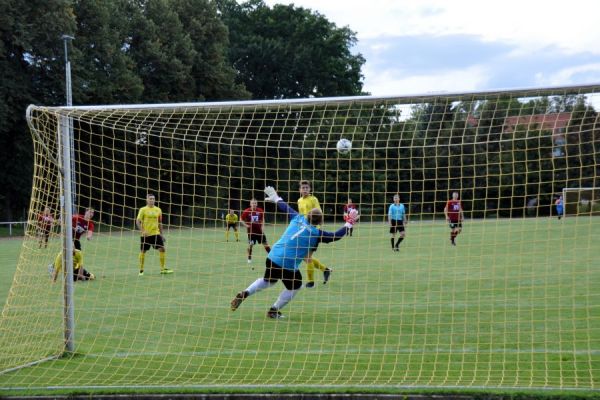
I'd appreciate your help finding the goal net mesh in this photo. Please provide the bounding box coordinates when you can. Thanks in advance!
[1,85,599,390]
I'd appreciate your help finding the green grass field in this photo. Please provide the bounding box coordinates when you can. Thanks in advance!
[0,217,599,394]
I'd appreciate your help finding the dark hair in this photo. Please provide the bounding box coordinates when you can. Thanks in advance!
[299,180,311,188]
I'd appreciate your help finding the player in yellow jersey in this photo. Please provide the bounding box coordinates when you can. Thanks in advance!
[225,209,240,242]
[298,180,332,288]
[136,193,173,276]
[49,249,95,282]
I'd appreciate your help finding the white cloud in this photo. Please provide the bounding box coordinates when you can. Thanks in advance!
[534,63,600,86]
[266,0,600,55]
[364,65,491,96]
[261,0,600,94]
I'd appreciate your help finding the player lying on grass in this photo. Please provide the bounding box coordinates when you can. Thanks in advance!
[49,249,95,283]
[230,186,359,319]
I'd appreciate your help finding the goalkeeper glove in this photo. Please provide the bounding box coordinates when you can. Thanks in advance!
[264,186,282,203]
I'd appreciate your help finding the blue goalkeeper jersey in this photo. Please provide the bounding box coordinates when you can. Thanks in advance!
[268,201,347,270]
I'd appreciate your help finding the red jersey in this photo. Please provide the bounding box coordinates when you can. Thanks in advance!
[344,203,357,213]
[38,213,54,230]
[72,214,95,240]
[445,200,462,222]
[241,207,264,234]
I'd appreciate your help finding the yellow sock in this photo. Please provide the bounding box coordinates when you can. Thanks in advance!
[226,230,230,241]
[235,231,239,241]
[138,253,145,272]
[159,252,166,270]
[306,260,315,283]
[312,257,327,271]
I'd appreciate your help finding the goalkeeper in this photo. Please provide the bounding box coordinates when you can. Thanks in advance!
[49,249,95,283]
[230,186,359,319]
[297,180,332,287]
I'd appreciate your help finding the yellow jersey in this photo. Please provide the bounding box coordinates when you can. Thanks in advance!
[137,206,162,236]
[297,195,321,216]
[54,250,83,273]
[225,213,238,224]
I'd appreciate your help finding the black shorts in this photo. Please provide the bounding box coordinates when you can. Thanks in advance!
[248,233,267,245]
[263,258,303,290]
[226,223,237,230]
[389,219,405,234]
[74,239,82,251]
[141,235,165,251]
[73,268,92,281]
[449,222,462,229]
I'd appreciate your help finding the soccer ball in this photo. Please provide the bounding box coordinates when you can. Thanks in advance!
[336,138,352,155]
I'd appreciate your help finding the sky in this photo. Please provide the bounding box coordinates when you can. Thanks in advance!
[263,0,600,97]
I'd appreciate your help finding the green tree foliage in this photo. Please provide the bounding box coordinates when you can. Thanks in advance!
[217,0,365,99]
[0,0,75,219]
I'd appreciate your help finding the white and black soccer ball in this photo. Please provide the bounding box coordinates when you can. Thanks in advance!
[336,138,352,155]
[135,131,148,146]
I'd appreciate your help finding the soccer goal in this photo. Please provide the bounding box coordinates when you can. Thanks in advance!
[1,84,599,392]
[562,187,600,217]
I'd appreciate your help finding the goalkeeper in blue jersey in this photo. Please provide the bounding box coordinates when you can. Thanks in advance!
[230,186,359,319]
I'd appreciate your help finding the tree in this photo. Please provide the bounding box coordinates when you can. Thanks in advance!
[217,0,365,99]
[72,0,144,104]
[0,0,76,219]
[170,0,250,101]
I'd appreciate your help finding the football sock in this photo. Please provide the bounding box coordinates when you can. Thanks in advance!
[390,238,395,248]
[273,288,299,310]
[159,252,166,269]
[395,237,404,247]
[246,278,274,295]
[312,257,327,271]
[235,231,239,241]
[306,261,315,283]
[264,245,271,253]
[226,231,229,241]
[138,253,145,272]
[248,246,253,260]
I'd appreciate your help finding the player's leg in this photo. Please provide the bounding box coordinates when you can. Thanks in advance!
[449,224,457,245]
[234,226,239,241]
[305,259,315,287]
[389,223,397,250]
[310,257,331,284]
[231,259,279,311]
[247,235,254,263]
[156,236,172,274]
[260,235,271,253]
[269,268,303,319]
[139,237,149,275]
[395,227,405,249]
[226,225,230,241]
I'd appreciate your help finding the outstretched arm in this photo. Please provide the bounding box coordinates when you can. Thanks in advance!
[276,200,299,218]
[319,208,359,243]
[318,226,348,244]
[265,186,298,219]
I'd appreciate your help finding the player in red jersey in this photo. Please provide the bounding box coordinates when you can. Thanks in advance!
[241,198,271,264]
[72,208,95,250]
[444,192,464,246]
[343,198,358,236]
[37,206,55,248]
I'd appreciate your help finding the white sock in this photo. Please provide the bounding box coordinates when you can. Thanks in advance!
[273,288,300,310]
[246,278,274,295]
